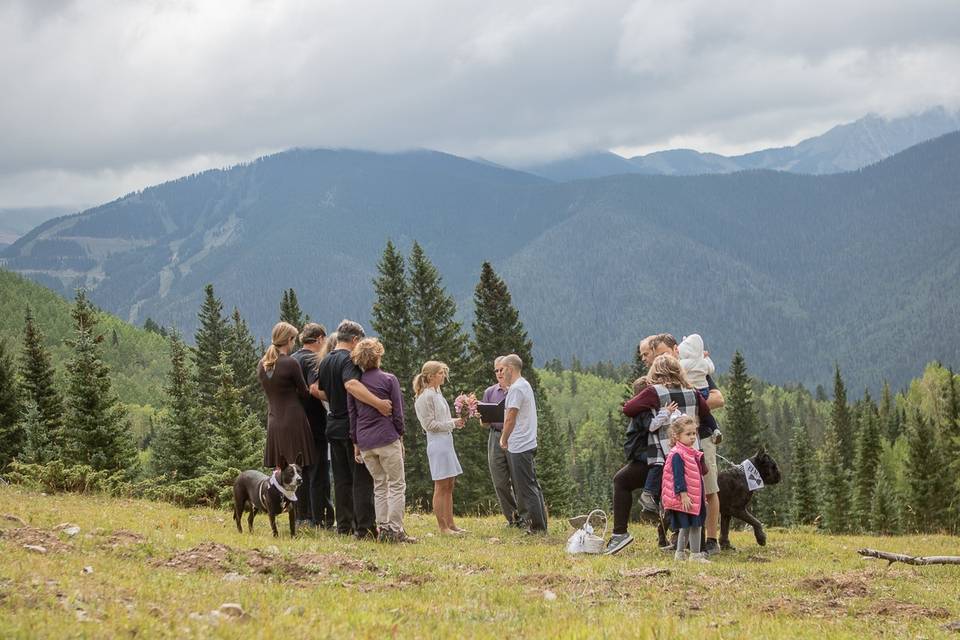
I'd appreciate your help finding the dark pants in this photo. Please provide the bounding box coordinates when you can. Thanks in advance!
[487,429,520,525]
[507,448,547,531]
[613,460,648,534]
[329,437,375,535]
[294,438,335,527]
[643,464,663,496]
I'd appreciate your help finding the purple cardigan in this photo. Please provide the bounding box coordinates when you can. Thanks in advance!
[347,368,405,450]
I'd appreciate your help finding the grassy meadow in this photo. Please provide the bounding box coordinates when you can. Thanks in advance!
[0,485,957,639]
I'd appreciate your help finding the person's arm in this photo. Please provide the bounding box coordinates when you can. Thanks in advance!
[695,393,719,434]
[390,377,404,437]
[345,379,392,416]
[705,375,724,410]
[309,382,328,402]
[416,394,456,433]
[623,387,659,417]
[500,407,519,450]
[347,393,358,444]
[290,359,310,400]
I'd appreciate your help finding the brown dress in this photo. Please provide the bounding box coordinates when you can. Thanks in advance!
[259,354,318,468]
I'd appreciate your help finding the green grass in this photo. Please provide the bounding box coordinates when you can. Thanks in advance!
[0,486,957,639]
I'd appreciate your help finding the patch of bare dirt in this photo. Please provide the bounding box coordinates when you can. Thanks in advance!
[760,596,838,618]
[797,573,871,598]
[865,599,951,619]
[159,542,238,572]
[0,526,72,553]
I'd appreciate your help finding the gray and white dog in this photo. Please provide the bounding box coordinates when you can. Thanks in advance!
[232,455,303,538]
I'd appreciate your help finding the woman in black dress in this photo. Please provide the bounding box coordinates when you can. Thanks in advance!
[258,322,318,469]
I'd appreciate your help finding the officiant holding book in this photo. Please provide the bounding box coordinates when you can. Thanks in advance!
[481,357,522,528]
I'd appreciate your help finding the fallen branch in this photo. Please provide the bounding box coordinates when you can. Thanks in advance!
[858,548,960,566]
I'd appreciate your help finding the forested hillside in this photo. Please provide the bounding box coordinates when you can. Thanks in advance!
[4,134,960,393]
[0,269,169,406]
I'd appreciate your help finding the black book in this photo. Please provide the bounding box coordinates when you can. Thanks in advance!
[477,399,505,423]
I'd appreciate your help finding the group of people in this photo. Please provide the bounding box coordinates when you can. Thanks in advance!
[606,333,725,561]
[256,318,549,543]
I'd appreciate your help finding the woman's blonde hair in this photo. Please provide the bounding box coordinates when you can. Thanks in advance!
[352,338,385,371]
[648,354,692,389]
[261,322,298,371]
[413,361,449,396]
[669,415,698,445]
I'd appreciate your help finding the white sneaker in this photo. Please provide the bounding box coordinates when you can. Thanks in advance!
[689,552,711,563]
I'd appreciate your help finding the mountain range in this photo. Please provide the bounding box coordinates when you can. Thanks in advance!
[517,107,960,181]
[3,130,959,394]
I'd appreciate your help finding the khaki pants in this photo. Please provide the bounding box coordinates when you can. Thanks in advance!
[361,439,406,532]
[701,438,720,495]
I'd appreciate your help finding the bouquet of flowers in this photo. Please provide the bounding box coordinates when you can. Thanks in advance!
[453,392,480,427]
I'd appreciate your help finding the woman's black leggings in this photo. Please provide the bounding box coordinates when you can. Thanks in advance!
[612,460,648,534]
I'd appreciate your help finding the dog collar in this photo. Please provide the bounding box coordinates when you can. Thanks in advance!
[741,459,765,491]
[269,471,298,502]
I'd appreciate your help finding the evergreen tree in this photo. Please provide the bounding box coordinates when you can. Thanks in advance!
[852,406,882,529]
[879,381,900,441]
[831,364,855,466]
[209,352,263,472]
[61,291,137,473]
[407,243,471,508]
[905,410,946,531]
[279,288,304,328]
[817,421,851,533]
[151,334,208,479]
[467,262,538,392]
[225,308,265,420]
[870,461,902,535]
[19,400,47,464]
[946,369,960,459]
[724,351,764,462]
[194,284,228,411]
[18,307,64,461]
[372,241,416,394]
[537,403,576,515]
[0,340,24,467]
[789,421,818,525]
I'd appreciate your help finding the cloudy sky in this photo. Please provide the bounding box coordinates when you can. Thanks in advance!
[2,0,959,208]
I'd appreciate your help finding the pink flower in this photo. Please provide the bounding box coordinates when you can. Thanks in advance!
[454,393,480,420]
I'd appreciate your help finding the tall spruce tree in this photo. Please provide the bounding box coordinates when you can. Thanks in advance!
[817,421,851,532]
[852,405,882,530]
[0,340,24,467]
[209,352,263,472]
[195,284,229,411]
[725,351,764,462]
[226,307,265,420]
[61,291,137,473]
[406,243,472,508]
[878,381,900,442]
[831,364,855,466]
[279,289,305,329]
[151,334,208,479]
[905,410,946,531]
[18,307,64,461]
[372,241,416,393]
[870,461,902,535]
[789,421,818,525]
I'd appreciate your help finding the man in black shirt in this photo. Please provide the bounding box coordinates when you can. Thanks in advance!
[290,323,335,529]
[313,319,391,538]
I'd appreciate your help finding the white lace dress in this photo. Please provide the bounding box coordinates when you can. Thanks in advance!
[414,387,463,480]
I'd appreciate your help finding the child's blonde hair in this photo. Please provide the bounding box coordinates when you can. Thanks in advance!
[669,415,698,446]
[632,376,650,395]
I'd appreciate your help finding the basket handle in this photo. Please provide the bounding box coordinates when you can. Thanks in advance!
[586,509,608,538]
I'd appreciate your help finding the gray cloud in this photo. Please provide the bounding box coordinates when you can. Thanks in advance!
[2,0,959,206]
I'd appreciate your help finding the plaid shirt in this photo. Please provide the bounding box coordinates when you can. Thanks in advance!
[646,385,702,466]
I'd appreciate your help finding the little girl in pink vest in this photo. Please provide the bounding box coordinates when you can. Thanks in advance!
[661,416,710,562]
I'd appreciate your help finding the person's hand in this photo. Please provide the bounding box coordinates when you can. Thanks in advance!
[680,492,693,511]
[453,417,465,429]
[375,398,392,416]
[309,382,320,398]
[353,445,363,464]
[499,436,508,450]
[665,401,679,413]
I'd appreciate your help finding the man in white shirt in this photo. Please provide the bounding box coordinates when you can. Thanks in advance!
[498,354,548,533]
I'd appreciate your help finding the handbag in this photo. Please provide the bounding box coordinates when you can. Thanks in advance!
[565,509,607,555]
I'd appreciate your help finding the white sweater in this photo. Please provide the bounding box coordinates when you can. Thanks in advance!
[414,387,457,434]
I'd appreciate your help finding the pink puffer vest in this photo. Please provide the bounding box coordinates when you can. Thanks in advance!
[661,443,704,515]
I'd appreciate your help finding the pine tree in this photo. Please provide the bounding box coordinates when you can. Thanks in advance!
[18,307,64,461]
[467,262,538,392]
[879,381,900,442]
[852,406,882,529]
[151,334,208,479]
[946,369,960,459]
[407,242,471,508]
[372,241,416,394]
[789,421,818,525]
[279,288,304,328]
[870,462,902,535]
[725,351,764,462]
[61,291,137,473]
[225,308,265,420]
[194,284,229,411]
[905,410,945,531]
[537,403,575,516]
[818,421,851,533]
[831,364,855,466]
[209,352,263,472]
[0,339,24,467]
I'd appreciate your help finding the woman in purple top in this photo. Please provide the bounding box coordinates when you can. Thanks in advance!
[346,338,413,543]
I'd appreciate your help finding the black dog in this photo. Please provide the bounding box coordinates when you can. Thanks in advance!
[717,447,781,549]
[233,455,303,537]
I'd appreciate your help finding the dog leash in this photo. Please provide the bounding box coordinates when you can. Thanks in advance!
[715,453,742,469]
